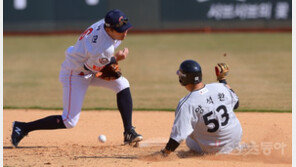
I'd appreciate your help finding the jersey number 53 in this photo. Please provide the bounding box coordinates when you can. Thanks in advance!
[202,105,229,133]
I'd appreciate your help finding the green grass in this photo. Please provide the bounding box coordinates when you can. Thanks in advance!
[4,33,292,111]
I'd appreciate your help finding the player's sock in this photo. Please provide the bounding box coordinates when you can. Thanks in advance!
[24,115,66,133]
[117,88,133,132]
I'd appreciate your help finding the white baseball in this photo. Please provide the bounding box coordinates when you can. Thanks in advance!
[98,134,107,143]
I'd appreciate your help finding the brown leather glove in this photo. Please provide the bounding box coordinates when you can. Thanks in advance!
[96,62,122,81]
[215,63,229,81]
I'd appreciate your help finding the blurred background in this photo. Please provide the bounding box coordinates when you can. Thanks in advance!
[3,0,292,111]
[4,0,291,33]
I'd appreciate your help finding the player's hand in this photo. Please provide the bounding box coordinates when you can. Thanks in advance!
[160,148,171,157]
[115,48,129,61]
[215,63,229,81]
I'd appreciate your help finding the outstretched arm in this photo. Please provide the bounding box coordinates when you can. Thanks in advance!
[215,63,239,109]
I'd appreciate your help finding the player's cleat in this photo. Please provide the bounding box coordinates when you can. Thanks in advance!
[11,121,28,148]
[123,127,143,146]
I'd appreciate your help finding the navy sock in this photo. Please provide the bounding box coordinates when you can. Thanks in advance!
[117,88,133,132]
[24,115,66,133]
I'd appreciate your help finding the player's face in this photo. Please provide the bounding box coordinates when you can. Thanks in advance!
[110,29,128,40]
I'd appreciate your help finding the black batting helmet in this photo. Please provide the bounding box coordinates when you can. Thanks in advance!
[177,60,202,86]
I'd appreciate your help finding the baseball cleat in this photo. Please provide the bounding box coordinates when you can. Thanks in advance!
[11,121,28,148]
[123,127,143,146]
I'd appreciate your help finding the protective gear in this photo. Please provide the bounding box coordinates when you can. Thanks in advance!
[215,63,229,81]
[177,60,202,86]
[96,62,122,80]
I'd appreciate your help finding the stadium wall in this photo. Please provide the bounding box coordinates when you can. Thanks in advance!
[4,0,292,34]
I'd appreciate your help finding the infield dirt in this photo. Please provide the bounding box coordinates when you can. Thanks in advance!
[3,110,292,167]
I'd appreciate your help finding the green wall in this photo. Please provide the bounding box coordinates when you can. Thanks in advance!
[4,0,291,32]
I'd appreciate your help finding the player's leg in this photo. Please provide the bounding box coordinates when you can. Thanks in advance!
[90,76,132,131]
[11,72,90,147]
[60,73,90,128]
[90,76,143,144]
[11,115,66,148]
[186,136,204,154]
[218,125,243,154]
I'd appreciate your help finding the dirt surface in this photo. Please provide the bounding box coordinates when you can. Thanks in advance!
[3,110,292,167]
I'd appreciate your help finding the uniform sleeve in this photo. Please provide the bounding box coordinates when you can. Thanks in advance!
[224,85,239,110]
[170,102,197,143]
[114,40,121,49]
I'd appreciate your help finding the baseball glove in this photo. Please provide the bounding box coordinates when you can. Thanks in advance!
[96,62,122,81]
[215,63,229,81]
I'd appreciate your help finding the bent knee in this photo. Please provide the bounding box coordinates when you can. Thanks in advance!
[115,77,130,93]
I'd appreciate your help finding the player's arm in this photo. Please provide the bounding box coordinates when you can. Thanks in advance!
[84,44,117,72]
[103,47,128,66]
[215,63,239,109]
[161,103,196,156]
[161,138,180,156]
[85,48,127,71]
[114,48,129,62]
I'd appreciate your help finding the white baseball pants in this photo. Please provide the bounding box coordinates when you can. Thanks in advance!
[59,69,130,128]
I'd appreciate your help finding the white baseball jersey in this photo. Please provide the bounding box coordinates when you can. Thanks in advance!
[61,19,121,74]
[170,83,242,153]
[59,19,130,129]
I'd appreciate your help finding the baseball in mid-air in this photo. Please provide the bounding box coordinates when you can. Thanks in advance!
[98,134,107,143]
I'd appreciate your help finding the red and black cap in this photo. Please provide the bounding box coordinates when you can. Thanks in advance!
[104,9,132,33]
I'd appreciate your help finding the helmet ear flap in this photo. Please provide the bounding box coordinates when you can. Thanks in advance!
[190,72,202,84]
[177,71,201,86]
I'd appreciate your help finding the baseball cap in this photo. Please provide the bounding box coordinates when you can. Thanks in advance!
[104,9,132,33]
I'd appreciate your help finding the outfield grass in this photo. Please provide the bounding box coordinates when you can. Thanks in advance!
[3,33,291,111]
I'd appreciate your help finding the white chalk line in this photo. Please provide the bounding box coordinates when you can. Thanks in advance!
[138,137,167,148]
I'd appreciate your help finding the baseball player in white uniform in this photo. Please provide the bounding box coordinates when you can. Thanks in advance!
[161,60,242,156]
[11,9,143,147]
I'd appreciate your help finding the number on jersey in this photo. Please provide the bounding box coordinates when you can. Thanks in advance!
[79,28,93,40]
[202,105,229,133]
